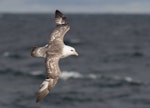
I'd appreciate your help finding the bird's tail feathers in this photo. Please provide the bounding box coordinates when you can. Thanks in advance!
[31,45,48,58]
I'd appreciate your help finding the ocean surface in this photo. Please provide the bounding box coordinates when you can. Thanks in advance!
[0,13,150,108]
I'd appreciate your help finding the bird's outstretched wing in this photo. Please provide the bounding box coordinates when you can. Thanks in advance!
[49,10,70,42]
[36,56,61,103]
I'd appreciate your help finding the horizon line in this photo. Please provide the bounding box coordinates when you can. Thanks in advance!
[0,11,150,15]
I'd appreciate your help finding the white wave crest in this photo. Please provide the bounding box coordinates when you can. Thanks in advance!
[30,70,99,80]
[112,75,142,84]
[60,71,83,80]
[124,76,133,82]
[88,74,98,79]
[30,70,43,76]
[29,70,142,84]
[3,51,11,57]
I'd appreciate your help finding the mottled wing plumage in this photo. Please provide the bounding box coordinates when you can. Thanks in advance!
[34,10,68,102]
[36,57,60,103]
[49,25,70,42]
[45,57,61,79]
[49,10,70,42]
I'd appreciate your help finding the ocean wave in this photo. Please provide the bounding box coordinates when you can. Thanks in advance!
[30,70,43,76]
[29,70,143,85]
[30,70,102,81]
[29,70,99,80]
[110,76,143,86]
[0,68,144,85]
[2,51,24,59]
[3,51,10,57]
[103,51,144,63]
[60,71,83,80]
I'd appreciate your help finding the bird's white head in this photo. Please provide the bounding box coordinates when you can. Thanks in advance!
[62,45,78,58]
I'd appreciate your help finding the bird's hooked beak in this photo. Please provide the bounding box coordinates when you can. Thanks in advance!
[74,51,79,56]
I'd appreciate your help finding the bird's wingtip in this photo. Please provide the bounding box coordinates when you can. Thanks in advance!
[55,9,67,25]
[55,10,63,17]
[35,89,49,103]
[55,9,60,13]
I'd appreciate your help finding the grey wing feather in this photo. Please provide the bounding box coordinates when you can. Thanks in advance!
[49,10,70,42]
[36,57,61,103]
[45,57,61,79]
[49,25,70,42]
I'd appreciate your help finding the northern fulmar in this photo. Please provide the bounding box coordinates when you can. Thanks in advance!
[31,10,78,103]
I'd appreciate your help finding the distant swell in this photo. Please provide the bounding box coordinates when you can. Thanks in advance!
[0,68,144,86]
[2,51,25,59]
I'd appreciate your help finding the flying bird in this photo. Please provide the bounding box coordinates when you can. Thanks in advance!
[31,10,78,103]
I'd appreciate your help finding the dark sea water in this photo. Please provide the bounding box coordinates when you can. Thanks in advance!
[0,13,150,108]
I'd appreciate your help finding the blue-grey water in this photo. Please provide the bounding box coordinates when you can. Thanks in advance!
[0,13,150,108]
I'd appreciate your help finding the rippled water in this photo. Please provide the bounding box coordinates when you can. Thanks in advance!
[0,13,150,108]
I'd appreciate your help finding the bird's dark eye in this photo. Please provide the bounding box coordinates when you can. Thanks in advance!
[71,49,74,51]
